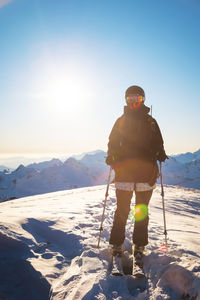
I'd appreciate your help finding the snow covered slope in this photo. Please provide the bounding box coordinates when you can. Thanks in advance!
[0,185,199,299]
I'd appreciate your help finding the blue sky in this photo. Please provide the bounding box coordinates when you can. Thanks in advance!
[0,0,200,159]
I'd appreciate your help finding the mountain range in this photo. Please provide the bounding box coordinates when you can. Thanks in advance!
[161,149,200,189]
[0,149,199,201]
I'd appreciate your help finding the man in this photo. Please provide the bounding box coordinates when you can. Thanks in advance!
[106,85,167,262]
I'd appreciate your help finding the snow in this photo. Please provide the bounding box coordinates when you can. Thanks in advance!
[0,184,199,300]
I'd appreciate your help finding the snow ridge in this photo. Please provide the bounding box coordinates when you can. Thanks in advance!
[0,185,199,299]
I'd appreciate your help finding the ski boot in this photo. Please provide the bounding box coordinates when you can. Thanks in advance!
[133,245,144,267]
[112,244,123,257]
[110,244,124,276]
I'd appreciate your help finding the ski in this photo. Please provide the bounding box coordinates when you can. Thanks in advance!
[126,247,148,293]
[132,263,145,278]
[110,253,124,276]
[126,265,148,294]
[132,245,146,278]
[109,245,146,279]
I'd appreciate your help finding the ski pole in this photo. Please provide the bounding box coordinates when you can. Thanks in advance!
[97,166,112,249]
[159,162,168,251]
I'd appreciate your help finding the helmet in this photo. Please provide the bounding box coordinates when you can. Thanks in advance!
[125,86,145,111]
[125,85,145,98]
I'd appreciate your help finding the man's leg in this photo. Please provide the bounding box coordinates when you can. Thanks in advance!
[109,189,133,246]
[132,190,153,247]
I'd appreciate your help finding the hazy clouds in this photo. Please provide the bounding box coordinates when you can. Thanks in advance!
[0,0,13,9]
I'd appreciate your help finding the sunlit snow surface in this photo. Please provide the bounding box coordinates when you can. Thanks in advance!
[0,185,199,300]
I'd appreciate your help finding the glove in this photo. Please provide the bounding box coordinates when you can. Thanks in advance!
[106,155,116,166]
[156,150,169,162]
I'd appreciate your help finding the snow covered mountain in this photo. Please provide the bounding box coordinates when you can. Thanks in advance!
[161,155,200,189]
[0,185,199,299]
[72,149,104,160]
[172,149,200,164]
[0,154,110,201]
[27,158,63,171]
[0,149,200,201]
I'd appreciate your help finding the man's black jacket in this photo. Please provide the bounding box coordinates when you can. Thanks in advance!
[106,104,167,186]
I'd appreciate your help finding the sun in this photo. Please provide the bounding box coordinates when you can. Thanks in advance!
[36,68,93,117]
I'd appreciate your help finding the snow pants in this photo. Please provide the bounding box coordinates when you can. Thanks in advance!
[109,189,153,247]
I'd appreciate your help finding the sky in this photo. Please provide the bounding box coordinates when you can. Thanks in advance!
[0,0,200,161]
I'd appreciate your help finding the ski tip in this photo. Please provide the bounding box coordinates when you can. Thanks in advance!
[111,272,124,276]
[132,272,146,279]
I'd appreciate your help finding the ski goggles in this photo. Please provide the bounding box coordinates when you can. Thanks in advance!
[126,94,145,110]
[126,95,145,104]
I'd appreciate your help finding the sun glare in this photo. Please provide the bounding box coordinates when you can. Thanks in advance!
[36,67,93,118]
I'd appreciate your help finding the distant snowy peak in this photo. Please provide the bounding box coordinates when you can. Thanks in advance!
[172,148,200,164]
[15,164,26,171]
[12,164,38,179]
[162,157,200,189]
[72,149,105,160]
[80,150,106,167]
[27,158,63,171]
[64,157,80,165]
[82,150,106,160]
[184,158,200,176]
[164,157,184,171]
